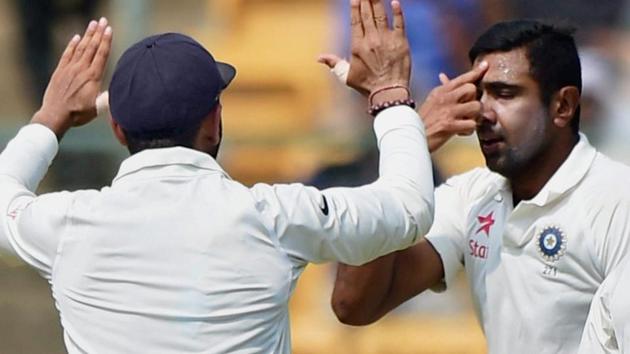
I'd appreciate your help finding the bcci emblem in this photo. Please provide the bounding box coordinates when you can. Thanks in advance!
[537,226,567,262]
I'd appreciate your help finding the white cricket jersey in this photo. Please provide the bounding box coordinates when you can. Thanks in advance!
[579,257,630,354]
[0,106,434,354]
[426,134,630,354]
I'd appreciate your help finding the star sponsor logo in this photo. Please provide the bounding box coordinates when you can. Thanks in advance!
[469,239,489,259]
[537,225,567,262]
[476,212,495,237]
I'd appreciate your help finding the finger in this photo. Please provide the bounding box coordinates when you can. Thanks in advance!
[438,73,450,85]
[350,0,364,39]
[360,0,377,35]
[447,82,477,103]
[391,0,405,35]
[82,17,108,66]
[317,54,342,68]
[447,119,477,136]
[90,25,113,79]
[446,60,489,88]
[453,100,483,119]
[58,34,81,68]
[72,20,98,62]
[457,129,476,137]
[371,0,388,30]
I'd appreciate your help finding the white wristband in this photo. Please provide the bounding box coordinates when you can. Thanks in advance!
[332,60,350,84]
[96,91,109,115]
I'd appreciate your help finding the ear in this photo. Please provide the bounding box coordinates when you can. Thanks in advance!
[109,116,128,146]
[198,104,222,146]
[551,86,580,129]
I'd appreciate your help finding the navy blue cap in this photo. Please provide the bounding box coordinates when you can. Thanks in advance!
[109,33,236,137]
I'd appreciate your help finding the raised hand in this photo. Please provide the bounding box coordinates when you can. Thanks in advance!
[31,18,113,139]
[319,0,410,101]
[419,61,488,152]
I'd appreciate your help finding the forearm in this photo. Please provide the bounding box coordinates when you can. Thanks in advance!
[0,124,59,191]
[374,105,434,237]
[332,253,397,325]
[30,109,72,141]
[0,124,58,253]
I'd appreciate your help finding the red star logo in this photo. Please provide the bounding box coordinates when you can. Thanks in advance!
[476,212,495,236]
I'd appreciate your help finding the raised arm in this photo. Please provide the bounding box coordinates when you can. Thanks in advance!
[0,19,112,274]
[251,0,434,266]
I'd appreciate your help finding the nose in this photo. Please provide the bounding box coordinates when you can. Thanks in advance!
[478,92,497,125]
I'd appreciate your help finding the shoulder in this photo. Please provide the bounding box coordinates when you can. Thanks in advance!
[589,153,630,185]
[579,153,630,203]
[250,182,320,209]
[437,167,503,202]
[572,153,630,243]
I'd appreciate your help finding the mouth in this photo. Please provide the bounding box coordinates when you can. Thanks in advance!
[479,136,505,155]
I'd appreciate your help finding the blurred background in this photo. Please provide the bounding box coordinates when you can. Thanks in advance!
[1,0,630,353]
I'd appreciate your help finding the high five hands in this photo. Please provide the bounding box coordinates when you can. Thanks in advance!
[31,18,113,140]
[319,0,411,104]
[320,0,489,152]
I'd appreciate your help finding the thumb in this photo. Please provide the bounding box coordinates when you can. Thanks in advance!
[319,55,350,84]
[317,54,342,68]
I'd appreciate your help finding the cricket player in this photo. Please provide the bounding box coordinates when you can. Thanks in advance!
[329,19,630,354]
[0,1,437,352]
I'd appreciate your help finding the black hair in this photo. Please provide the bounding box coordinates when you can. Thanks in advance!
[469,20,582,134]
[123,121,202,154]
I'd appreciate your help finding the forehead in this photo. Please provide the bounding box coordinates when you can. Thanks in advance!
[474,48,533,84]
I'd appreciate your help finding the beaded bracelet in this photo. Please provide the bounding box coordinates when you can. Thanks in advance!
[368,84,411,106]
[368,99,417,117]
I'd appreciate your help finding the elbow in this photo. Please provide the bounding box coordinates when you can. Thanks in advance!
[388,180,435,239]
[331,294,378,326]
[414,197,434,238]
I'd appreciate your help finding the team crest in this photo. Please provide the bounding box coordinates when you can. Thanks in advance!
[537,226,567,262]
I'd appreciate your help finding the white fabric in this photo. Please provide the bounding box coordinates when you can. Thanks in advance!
[425,134,630,354]
[579,258,630,354]
[0,105,433,354]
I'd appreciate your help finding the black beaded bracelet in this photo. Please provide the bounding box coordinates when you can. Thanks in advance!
[368,99,417,117]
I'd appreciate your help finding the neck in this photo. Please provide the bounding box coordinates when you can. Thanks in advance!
[510,133,579,205]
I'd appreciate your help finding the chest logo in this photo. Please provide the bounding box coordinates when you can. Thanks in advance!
[476,212,495,236]
[537,226,567,262]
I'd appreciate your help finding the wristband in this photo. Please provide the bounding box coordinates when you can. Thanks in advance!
[368,85,411,106]
[368,99,416,117]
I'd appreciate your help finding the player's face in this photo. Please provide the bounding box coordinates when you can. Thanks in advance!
[474,48,552,178]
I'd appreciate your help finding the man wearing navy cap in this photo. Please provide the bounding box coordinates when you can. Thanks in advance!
[0,1,456,352]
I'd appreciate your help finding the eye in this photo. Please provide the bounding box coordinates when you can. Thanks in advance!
[496,90,515,99]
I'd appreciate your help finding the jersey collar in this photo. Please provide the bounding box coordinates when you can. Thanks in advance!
[113,147,230,183]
